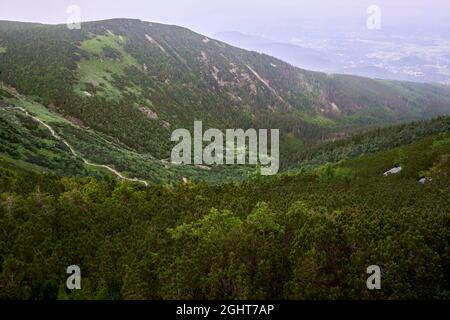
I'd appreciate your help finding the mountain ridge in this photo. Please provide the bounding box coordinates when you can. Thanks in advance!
[1,18,450,179]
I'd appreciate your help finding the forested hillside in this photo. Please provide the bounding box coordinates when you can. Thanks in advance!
[2,78,449,183]
[0,129,449,299]
[1,19,450,167]
[0,18,450,301]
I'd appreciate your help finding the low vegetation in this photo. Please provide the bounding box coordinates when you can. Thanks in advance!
[0,129,448,299]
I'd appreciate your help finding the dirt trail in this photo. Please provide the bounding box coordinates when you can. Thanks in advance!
[8,106,149,187]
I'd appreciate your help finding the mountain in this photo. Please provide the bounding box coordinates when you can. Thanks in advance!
[1,19,450,300]
[1,19,450,182]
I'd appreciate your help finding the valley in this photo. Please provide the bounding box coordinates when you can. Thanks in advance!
[0,18,449,301]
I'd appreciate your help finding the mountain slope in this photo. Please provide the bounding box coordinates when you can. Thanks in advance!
[0,126,449,299]
[0,85,251,184]
[1,19,450,175]
[1,20,450,300]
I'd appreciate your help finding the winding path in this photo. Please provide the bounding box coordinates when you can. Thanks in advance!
[7,106,149,187]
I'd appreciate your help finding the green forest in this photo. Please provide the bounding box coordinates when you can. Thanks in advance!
[0,126,449,299]
[0,19,450,300]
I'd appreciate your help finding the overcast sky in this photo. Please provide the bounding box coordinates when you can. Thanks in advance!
[1,0,449,37]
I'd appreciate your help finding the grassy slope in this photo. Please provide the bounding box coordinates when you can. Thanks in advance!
[0,83,253,184]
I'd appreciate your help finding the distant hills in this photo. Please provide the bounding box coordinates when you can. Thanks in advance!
[214,30,450,84]
[214,31,336,71]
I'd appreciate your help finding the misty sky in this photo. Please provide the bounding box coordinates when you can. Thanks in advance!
[1,0,449,37]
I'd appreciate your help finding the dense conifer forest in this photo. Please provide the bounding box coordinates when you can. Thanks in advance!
[0,19,449,300]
